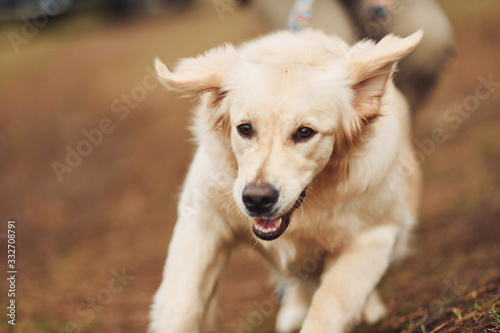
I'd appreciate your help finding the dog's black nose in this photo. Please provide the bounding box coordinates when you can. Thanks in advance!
[242,184,279,216]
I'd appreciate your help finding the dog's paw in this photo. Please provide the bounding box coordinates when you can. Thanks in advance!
[275,303,308,333]
[362,290,388,324]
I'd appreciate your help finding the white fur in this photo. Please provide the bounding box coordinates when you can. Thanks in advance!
[150,29,422,333]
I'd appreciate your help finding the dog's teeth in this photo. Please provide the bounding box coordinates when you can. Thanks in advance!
[254,218,282,233]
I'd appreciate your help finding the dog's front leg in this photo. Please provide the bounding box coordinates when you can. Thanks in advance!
[149,210,230,333]
[149,172,233,333]
[300,225,398,333]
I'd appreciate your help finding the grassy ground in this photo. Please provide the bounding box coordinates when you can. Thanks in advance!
[0,1,499,332]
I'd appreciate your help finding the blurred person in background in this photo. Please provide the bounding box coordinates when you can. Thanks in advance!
[251,0,454,110]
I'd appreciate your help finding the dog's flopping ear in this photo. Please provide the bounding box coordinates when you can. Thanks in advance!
[333,31,422,152]
[155,44,238,133]
[155,44,237,93]
[344,30,423,122]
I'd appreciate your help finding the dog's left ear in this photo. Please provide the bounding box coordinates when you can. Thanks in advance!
[344,30,423,121]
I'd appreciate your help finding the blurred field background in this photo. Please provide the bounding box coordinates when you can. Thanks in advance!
[0,0,499,332]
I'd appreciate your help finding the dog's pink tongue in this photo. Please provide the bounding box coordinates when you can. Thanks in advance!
[252,215,290,241]
[256,217,280,227]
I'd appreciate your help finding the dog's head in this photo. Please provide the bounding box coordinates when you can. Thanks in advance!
[156,30,422,241]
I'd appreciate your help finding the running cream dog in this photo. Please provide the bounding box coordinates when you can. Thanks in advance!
[150,29,422,333]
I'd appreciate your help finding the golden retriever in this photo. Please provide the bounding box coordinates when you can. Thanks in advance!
[150,28,422,333]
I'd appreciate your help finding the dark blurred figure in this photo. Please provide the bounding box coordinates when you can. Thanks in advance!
[0,0,73,21]
[109,0,147,17]
[0,0,197,22]
[109,0,196,18]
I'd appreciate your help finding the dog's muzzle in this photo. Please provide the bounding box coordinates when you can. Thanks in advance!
[248,188,307,241]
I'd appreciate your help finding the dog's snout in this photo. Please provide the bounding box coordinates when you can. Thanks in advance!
[242,184,279,216]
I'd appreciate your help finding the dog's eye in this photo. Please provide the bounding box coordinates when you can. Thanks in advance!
[293,127,316,142]
[237,123,253,138]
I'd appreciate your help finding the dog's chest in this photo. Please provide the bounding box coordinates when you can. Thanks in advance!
[264,235,336,278]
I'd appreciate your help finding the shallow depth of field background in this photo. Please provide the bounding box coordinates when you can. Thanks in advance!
[0,1,499,332]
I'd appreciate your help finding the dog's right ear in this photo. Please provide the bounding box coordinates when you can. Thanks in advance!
[155,44,237,95]
[155,44,237,134]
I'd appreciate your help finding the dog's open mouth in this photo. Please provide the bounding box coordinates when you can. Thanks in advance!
[251,189,307,241]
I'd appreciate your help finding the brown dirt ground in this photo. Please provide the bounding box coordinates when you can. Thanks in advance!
[0,1,499,332]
